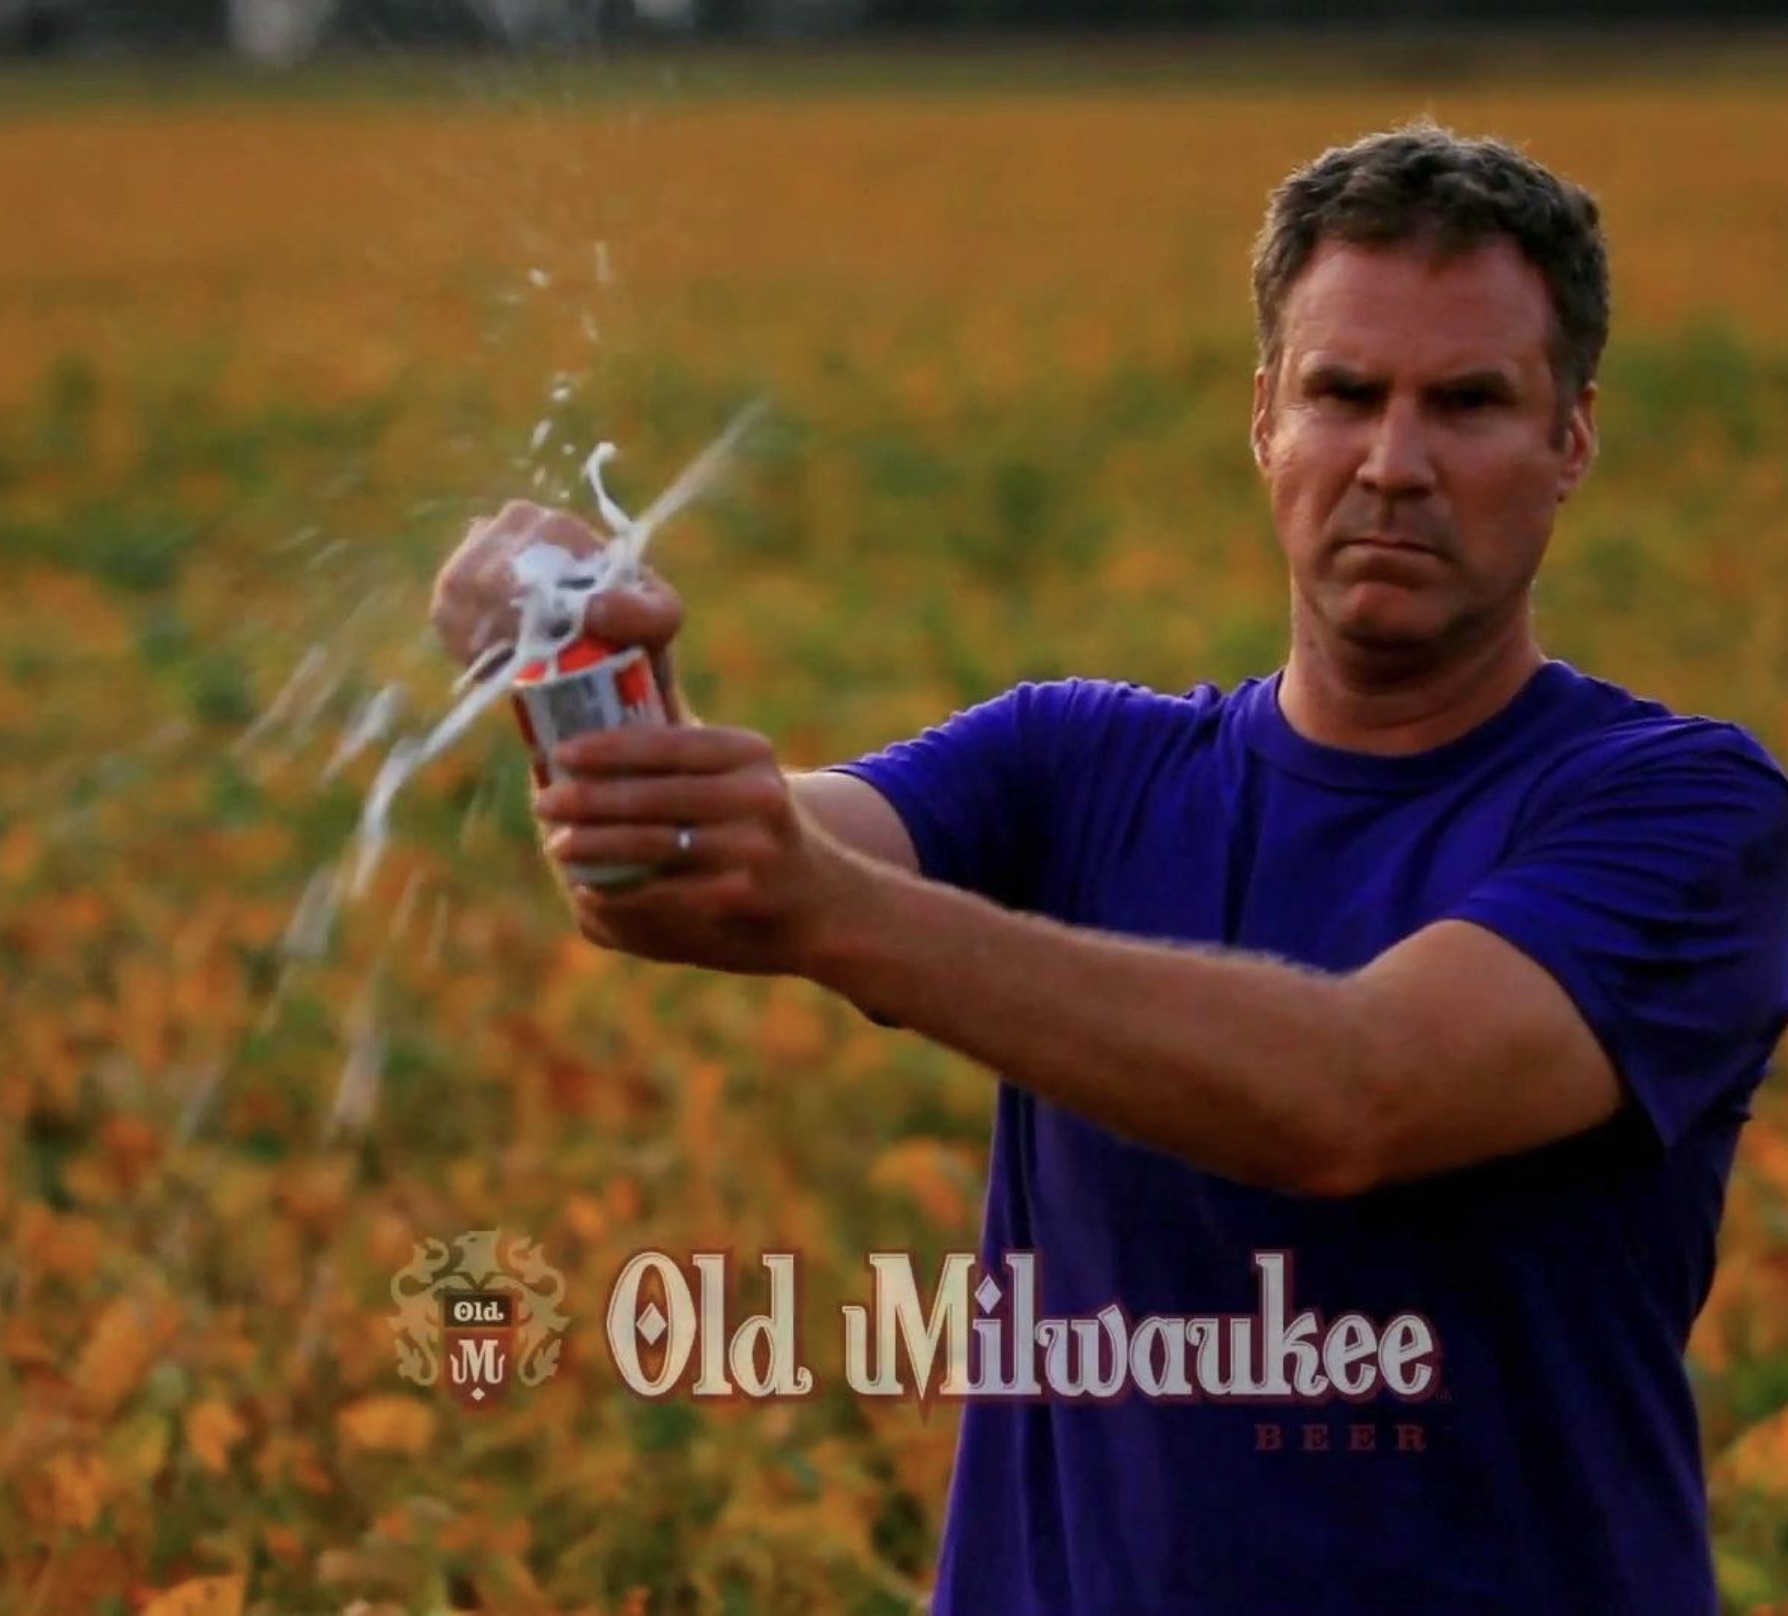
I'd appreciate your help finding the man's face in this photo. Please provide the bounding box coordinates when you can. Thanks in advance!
[1252,237,1596,662]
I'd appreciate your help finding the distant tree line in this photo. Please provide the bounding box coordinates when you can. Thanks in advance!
[4,0,1785,58]
[870,0,1788,20]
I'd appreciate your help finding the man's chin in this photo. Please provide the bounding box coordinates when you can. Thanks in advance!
[1330,607,1463,662]
[1339,619,1437,648]
[1301,580,1472,661]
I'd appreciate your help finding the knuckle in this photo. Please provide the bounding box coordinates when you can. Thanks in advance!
[739,826,780,868]
[549,783,595,820]
[579,781,619,818]
[432,564,470,608]
[742,767,786,816]
[536,511,605,553]
[720,869,766,912]
[725,772,773,818]
[603,781,643,820]
[702,870,751,911]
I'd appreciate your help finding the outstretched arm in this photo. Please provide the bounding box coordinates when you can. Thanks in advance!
[801,860,1620,1196]
[536,723,1631,1199]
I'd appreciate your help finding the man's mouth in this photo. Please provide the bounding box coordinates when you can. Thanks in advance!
[1339,536,1440,556]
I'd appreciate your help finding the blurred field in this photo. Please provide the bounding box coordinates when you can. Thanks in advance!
[5,49,1788,1615]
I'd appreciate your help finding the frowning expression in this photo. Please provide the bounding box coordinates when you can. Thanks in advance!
[1252,237,1597,660]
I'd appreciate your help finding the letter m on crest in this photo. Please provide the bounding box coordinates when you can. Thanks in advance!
[445,1290,514,1410]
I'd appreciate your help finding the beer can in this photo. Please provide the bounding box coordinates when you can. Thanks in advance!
[512,635,668,888]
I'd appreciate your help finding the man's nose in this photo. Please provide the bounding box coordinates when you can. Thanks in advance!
[1357,400,1437,496]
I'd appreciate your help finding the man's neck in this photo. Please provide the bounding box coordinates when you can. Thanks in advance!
[1277,626,1545,757]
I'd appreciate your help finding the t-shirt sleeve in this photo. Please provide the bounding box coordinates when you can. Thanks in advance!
[1444,722,1788,1149]
[821,681,1064,911]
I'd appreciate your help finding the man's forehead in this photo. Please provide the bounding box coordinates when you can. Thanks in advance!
[1279,237,1554,374]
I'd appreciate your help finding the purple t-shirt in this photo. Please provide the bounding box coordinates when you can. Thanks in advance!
[830,660,1788,1615]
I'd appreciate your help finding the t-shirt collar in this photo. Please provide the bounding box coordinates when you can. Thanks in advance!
[1239,658,1577,792]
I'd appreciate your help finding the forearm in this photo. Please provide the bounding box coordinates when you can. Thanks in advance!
[803,854,1371,1196]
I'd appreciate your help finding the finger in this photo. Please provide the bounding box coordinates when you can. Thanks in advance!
[488,501,609,557]
[647,644,686,720]
[535,768,782,828]
[551,723,774,777]
[574,866,758,917]
[434,510,591,660]
[432,527,503,659]
[583,573,684,651]
[570,899,623,951]
[545,819,773,874]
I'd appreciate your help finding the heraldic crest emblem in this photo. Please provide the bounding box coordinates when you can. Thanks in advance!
[388,1229,570,1409]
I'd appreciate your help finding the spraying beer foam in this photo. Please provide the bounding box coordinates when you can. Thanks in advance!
[347,397,766,900]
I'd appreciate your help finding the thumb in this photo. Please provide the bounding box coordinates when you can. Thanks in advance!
[582,572,684,652]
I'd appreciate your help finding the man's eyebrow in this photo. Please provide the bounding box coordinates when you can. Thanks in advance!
[1294,363,1522,398]
[1298,362,1381,392]
[1427,368,1520,397]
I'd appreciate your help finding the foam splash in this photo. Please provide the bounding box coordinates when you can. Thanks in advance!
[234,586,401,778]
[232,645,328,759]
[259,860,347,1036]
[284,863,344,961]
[345,397,766,901]
[322,868,422,1145]
[426,894,451,967]
[321,684,408,783]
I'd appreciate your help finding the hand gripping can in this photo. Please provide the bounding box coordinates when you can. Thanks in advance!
[511,630,669,889]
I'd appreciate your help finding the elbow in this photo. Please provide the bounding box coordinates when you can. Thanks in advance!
[1285,1133,1382,1199]
[1279,998,1393,1200]
[1239,1110,1380,1200]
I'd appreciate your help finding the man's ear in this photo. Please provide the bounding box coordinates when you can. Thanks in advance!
[1251,367,1274,472]
[1556,381,1598,503]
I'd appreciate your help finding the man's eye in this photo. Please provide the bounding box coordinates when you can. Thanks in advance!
[1441,389,1500,410]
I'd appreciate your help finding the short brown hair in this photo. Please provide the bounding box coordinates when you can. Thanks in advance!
[1251,120,1610,418]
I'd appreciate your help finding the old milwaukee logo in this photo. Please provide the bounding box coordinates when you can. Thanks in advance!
[388,1230,569,1410]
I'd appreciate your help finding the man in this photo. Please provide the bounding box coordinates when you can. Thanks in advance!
[431,123,1788,1614]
